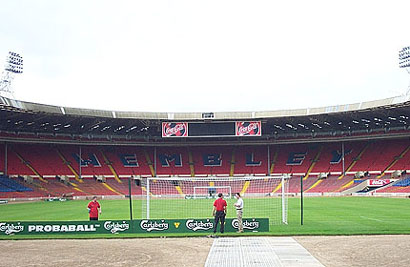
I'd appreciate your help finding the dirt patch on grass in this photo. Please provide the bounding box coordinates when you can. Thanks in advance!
[0,238,213,267]
[295,235,410,267]
[1,235,410,266]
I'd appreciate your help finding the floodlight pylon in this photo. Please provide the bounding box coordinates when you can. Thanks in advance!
[0,51,23,98]
[399,46,410,95]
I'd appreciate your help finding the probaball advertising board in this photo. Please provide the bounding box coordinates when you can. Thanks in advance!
[0,220,133,235]
[0,218,269,235]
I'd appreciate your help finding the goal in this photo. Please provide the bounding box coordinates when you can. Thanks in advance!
[141,176,289,225]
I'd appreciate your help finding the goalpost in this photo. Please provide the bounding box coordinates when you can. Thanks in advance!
[141,176,289,225]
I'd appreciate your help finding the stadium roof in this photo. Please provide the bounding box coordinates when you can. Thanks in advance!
[1,95,410,145]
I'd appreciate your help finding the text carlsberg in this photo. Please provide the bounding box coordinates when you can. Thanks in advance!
[140,220,169,232]
[0,222,24,235]
[186,219,214,231]
[104,221,130,234]
[232,219,260,230]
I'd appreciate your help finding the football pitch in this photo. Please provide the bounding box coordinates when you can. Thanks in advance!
[1,196,410,238]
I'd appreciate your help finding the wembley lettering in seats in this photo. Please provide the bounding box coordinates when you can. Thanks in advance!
[232,219,260,230]
[27,224,98,233]
[0,222,24,235]
[186,219,214,231]
[104,221,130,234]
[140,220,169,232]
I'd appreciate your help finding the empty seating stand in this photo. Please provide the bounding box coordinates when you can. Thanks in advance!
[1,139,410,198]
[376,177,410,193]
[0,175,33,192]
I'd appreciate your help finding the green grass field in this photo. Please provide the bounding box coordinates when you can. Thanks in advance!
[1,196,410,238]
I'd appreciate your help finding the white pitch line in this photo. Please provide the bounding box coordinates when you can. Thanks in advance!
[360,216,384,222]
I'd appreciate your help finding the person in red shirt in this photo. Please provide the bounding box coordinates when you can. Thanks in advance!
[212,193,227,233]
[87,196,101,221]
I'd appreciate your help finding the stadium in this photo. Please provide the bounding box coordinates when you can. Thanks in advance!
[2,2,410,264]
[2,92,410,266]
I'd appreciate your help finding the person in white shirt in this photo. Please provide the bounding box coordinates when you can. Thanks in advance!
[234,192,244,233]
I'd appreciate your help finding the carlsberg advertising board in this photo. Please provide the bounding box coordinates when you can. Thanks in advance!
[0,218,268,235]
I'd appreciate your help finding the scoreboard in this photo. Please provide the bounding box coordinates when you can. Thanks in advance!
[162,121,261,137]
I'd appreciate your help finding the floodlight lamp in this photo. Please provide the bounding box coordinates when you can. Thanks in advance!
[0,51,24,96]
[400,46,410,95]
[399,47,410,69]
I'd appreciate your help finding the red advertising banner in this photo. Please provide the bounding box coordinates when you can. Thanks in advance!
[235,121,262,136]
[162,122,188,137]
[368,179,391,186]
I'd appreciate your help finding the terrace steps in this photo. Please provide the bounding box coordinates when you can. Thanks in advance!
[303,146,323,180]
[100,150,122,183]
[377,145,410,178]
[13,151,47,183]
[56,149,82,183]
[338,143,370,180]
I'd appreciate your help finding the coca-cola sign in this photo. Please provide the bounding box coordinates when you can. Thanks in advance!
[162,122,188,137]
[235,121,261,136]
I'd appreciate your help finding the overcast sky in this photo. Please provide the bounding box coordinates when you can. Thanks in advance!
[1,0,410,113]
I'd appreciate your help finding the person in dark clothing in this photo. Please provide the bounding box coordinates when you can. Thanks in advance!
[212,193,227,233]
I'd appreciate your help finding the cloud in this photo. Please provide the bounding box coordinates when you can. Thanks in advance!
[2,0,410,112]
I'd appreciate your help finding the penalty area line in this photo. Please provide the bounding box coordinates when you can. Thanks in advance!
[359,216,384,222]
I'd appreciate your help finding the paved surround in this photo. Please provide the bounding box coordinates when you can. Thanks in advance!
[205,237,324,267]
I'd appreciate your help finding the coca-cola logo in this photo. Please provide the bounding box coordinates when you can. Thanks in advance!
[162,123,188,137]
[236,122,261,136]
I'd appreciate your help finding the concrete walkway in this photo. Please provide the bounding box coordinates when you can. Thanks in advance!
[205,237,324,267]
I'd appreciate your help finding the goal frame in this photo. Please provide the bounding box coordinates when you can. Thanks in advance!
[144,175,289,224]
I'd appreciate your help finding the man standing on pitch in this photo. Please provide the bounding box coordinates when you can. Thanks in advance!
[87,196,101,221]
[234,193,244,233]
[212,193,227,233]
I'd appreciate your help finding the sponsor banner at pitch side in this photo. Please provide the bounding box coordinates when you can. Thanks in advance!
[0,218,269,235]
[0,220,133,235]
[136,218,269,233]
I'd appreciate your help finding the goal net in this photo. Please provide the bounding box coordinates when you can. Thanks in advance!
[141,176,289,225]
[191,186,232,199]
